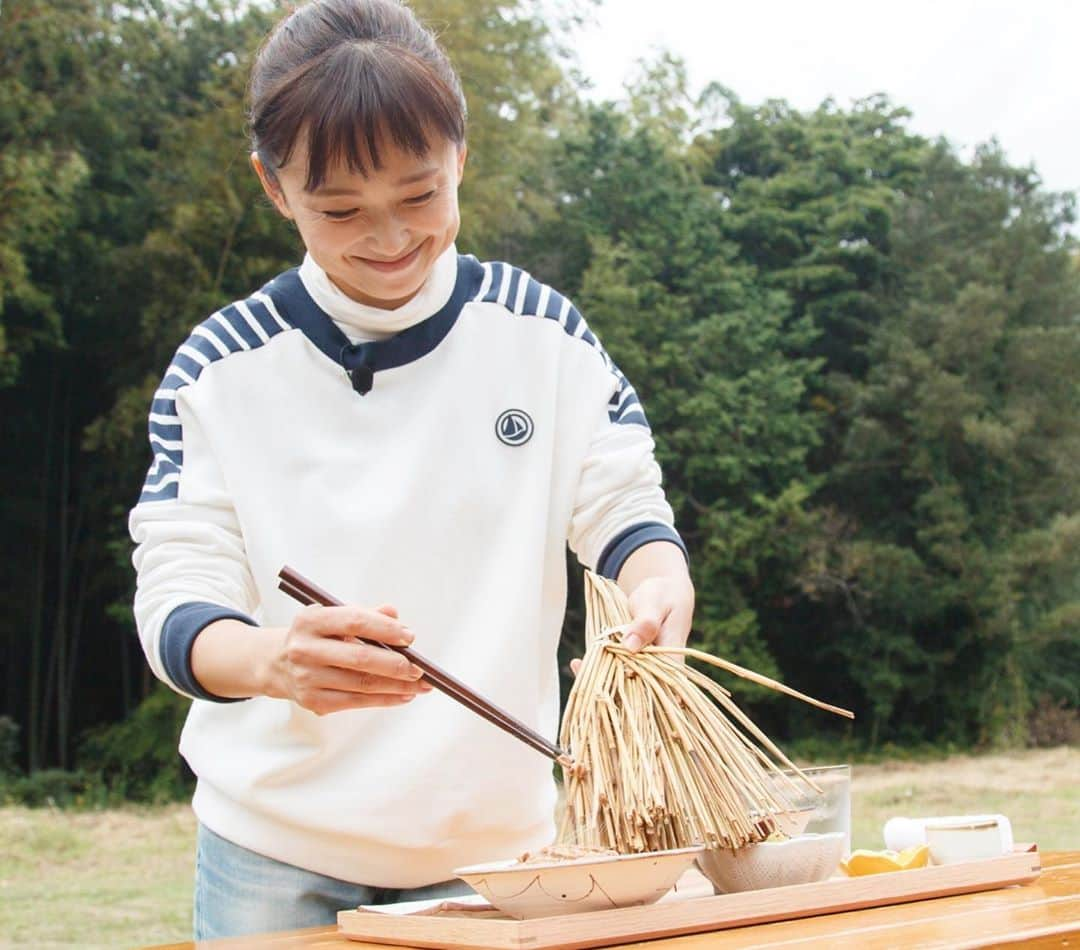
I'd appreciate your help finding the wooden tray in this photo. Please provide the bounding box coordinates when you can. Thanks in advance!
[338,848,1041,950]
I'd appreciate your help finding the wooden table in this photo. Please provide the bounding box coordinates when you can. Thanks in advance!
[149,850,1080,949]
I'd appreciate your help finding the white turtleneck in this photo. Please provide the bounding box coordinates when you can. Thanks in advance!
[297,246,459,343]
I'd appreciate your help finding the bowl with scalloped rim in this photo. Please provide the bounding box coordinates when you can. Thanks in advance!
[453,845,704,919]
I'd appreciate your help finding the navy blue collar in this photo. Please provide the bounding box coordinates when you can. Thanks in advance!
[262,255,484,376]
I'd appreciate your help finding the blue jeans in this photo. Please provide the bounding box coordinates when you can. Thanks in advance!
[193,823,472,939]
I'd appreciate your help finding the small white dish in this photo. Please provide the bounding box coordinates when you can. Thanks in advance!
[885,814,1014,854]
[454,845,704,919]
[925,818,1010,864]
[696,832,846,894]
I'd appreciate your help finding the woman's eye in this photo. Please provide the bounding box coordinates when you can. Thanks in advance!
[404,190,436,206]
[322,209,358,221]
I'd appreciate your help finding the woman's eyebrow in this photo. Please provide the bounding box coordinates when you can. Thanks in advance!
[395,165,440,185]
[310,166,440,198]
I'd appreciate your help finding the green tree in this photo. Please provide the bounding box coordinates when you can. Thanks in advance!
[693,93,935,739]
[1,0,295,769]
[813,142,1080,745]
[412,0,583,258]
[0,0,93,385]
[1,0,582,772]
[529,70,823,698]
[681,89,1078,746]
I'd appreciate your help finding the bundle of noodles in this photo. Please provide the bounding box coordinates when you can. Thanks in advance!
[558,572,853,854]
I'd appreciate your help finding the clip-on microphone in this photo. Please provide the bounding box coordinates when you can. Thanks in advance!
[350,363,374,395]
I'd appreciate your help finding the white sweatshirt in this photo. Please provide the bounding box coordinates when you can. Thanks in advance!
[128,245,685,887]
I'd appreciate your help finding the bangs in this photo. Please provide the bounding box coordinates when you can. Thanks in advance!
[255,41,466,191]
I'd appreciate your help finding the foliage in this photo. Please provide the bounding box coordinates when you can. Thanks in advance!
[0,717,19,777]
[0,711,104,807]
[0,0,94,384]
[801,144,1080,745]
[0,768,101,808]
[691,93,1079,746]
[78,686,193,803]
[700,91,924,387]
[0,688,191,806]
[1027,695,1080,749]
[412,0,583,257]
[530,84,824,683]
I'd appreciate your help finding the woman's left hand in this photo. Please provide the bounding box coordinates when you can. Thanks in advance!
[620,572,695,651]
[570,541,694,676]
[616,539,695,651]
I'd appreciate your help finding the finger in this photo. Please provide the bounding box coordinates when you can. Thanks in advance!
[623,614,663,652]
[375,604,399,619]
[343,607,415,646]
[656,602,694,649]
[304,689,420,716]
[291,636,425,682]
[298,665,430,696]
[570,658,582,678]
[295,604,413,647]
[345,640,427,681]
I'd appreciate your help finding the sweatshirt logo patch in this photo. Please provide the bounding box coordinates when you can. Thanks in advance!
[496,409,534,446]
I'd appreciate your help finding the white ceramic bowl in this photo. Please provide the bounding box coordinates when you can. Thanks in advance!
[454,845,704,919]
[696,832,846,894]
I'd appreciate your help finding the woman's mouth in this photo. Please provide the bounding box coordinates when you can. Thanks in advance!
[357,244,424,273]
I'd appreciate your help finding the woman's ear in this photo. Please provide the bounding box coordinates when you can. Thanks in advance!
[250,152,293,220]
[455,143,468,184]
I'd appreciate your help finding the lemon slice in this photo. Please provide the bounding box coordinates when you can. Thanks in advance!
[840,844,930,876]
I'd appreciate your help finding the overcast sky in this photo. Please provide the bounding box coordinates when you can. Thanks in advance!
[569,0,1078,204]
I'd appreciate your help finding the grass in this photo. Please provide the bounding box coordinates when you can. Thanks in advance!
[0,746,1076,947]
[0,805,195,949]
[847,745,1080,852]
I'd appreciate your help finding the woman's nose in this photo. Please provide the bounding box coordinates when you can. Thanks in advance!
[364,210,409,255]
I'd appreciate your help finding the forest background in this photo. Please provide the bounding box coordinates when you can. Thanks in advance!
[1,0,1077,804]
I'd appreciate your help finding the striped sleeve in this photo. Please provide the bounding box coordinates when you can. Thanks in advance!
[139,298,289,502]
[129,300,288,699]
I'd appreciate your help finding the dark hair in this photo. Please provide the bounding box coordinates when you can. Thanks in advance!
[249,0,467,190]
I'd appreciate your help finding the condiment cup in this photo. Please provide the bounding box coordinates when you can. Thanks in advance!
[925,818,1010,865]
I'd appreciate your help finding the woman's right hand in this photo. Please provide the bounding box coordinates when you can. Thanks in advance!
[269,604,433,715]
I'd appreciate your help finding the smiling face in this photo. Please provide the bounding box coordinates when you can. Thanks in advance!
[254,134,467,309]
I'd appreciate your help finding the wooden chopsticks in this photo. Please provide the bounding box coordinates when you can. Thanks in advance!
[277,566,570,766]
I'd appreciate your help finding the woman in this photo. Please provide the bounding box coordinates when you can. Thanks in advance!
[129,0,694,937]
